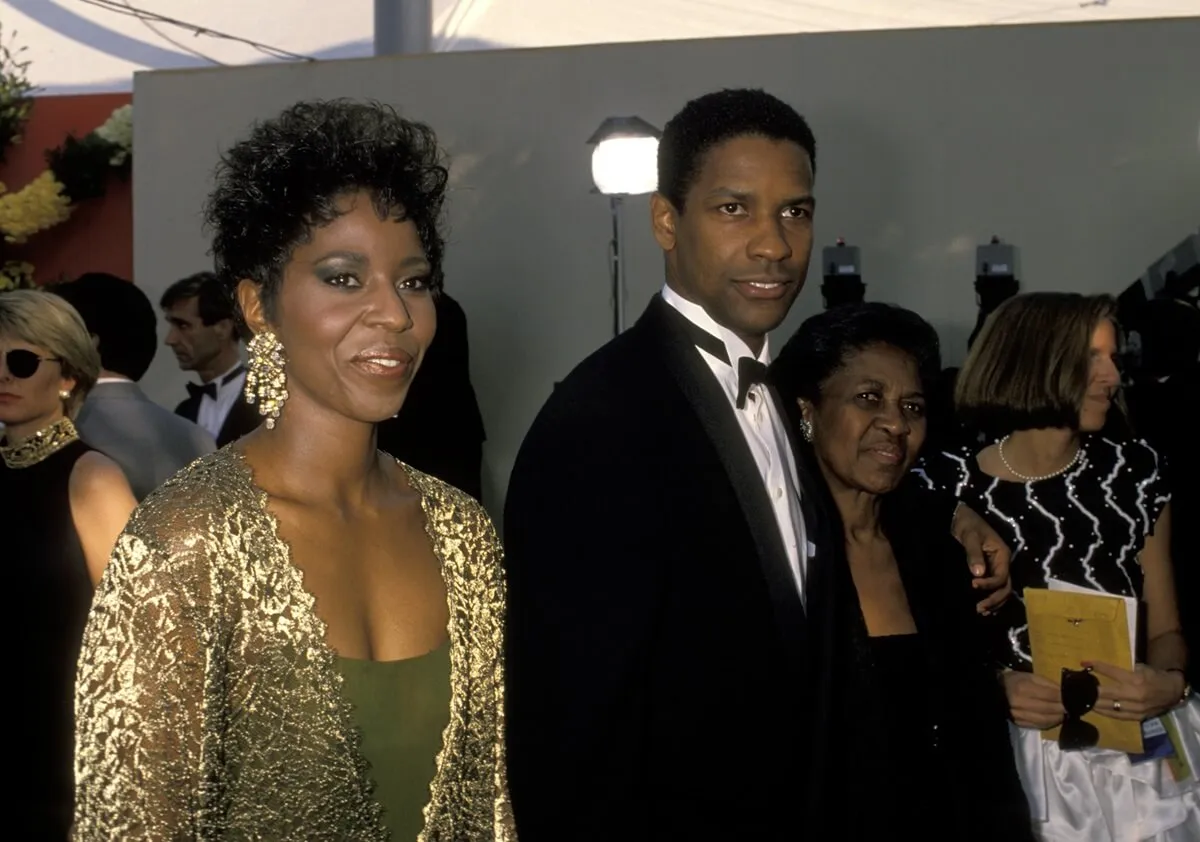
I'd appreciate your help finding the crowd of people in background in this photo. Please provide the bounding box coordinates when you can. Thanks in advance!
[1,87,1195,842]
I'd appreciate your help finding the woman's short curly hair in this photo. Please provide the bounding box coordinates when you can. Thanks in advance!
[204,99,449,323]
[771,302,942,405]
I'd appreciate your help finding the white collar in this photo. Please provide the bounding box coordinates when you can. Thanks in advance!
[661,284,771,366]
[204,359,246,387]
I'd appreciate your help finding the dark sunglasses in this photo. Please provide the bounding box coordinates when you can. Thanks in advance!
[1,349,59,379]
[1059,666,1100,751]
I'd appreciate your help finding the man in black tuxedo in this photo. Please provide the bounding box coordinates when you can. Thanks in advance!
[161,271,260,447]
[504,90,824,839]
[504,89,1010,840]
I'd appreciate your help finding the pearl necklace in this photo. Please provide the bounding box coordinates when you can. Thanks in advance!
[997,434,1081,482]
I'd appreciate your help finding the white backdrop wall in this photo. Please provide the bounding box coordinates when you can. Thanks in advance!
[132,18,1200,517]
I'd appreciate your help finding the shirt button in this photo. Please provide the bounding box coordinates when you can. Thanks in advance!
[774,487,783,499]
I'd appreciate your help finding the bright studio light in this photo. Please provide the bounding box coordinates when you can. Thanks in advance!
[587,116,661,196]
[591,136,659,195]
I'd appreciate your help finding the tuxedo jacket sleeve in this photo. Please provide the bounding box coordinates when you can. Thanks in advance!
[503,361,668,838]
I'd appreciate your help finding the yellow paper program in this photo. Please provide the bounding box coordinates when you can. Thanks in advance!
[1024,587,1143,754]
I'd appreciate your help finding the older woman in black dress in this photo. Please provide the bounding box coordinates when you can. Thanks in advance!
[771,302,1031,841]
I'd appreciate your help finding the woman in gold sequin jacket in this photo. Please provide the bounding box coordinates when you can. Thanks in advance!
[72,101,515,841]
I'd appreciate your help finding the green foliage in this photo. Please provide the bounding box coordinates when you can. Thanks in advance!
[0,24,36,163]
[46,132,130,203]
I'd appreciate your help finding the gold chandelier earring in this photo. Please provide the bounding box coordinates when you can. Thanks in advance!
[245,331,289,429]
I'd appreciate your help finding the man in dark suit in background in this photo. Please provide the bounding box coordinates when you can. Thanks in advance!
[376,291,486,500]
[53,272,215,500]
[161,271,259,446]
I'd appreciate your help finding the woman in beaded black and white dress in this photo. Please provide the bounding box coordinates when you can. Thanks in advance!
[917,292,1198,842]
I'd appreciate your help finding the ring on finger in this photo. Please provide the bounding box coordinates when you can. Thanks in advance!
[1112,700,1122,712]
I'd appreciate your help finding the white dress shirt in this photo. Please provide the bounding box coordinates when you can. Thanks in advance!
[661,285,810,605]
[196,360,246,441]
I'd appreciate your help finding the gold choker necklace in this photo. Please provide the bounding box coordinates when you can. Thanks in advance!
[0,417,80,469]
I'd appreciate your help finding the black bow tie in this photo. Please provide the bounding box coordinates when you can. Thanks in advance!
[676,315,769,409]
[734,358,769,409]
[187,366,245,402]
[187,381,217,401]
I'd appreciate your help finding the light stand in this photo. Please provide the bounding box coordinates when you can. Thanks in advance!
[587,116,661,337]
[607,195,625,335]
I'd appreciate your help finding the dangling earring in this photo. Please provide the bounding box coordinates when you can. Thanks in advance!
[58,389,71,401]
[245,331,288,429]
[800,418,814,442]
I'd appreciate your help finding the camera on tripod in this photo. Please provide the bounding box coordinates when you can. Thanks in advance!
[969,236,1020,349]
[820,238,865,309]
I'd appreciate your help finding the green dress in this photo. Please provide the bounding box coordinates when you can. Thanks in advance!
[337,644,452,841]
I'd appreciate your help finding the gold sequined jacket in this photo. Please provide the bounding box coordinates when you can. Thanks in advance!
[72,447,516,841]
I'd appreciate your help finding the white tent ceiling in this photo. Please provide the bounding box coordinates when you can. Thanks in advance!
[1,0,1197,93]
[435,0,1199,49]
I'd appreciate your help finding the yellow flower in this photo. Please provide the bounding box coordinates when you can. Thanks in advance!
[0,170,72,243]
[0,259,35,290]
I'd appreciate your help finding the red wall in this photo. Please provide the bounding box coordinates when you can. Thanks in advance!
[1,92,133,285]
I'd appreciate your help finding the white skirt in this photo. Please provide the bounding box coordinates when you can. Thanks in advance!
[1012,699,1200,842]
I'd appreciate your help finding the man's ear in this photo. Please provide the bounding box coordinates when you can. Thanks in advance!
[650,192,679,252]
[236,280,267,336]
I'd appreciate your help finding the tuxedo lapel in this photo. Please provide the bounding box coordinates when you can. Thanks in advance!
[766,382,835,603]
[174,392,201,423]
[217,395,261,447]
[642,296,807,653]
[766,382,823,533]
[764,377,840,804]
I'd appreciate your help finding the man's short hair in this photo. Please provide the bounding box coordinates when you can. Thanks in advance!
[657,88,817,212]
[160,271,235,326]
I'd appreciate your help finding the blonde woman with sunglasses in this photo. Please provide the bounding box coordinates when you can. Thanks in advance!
[0,288,137,839]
